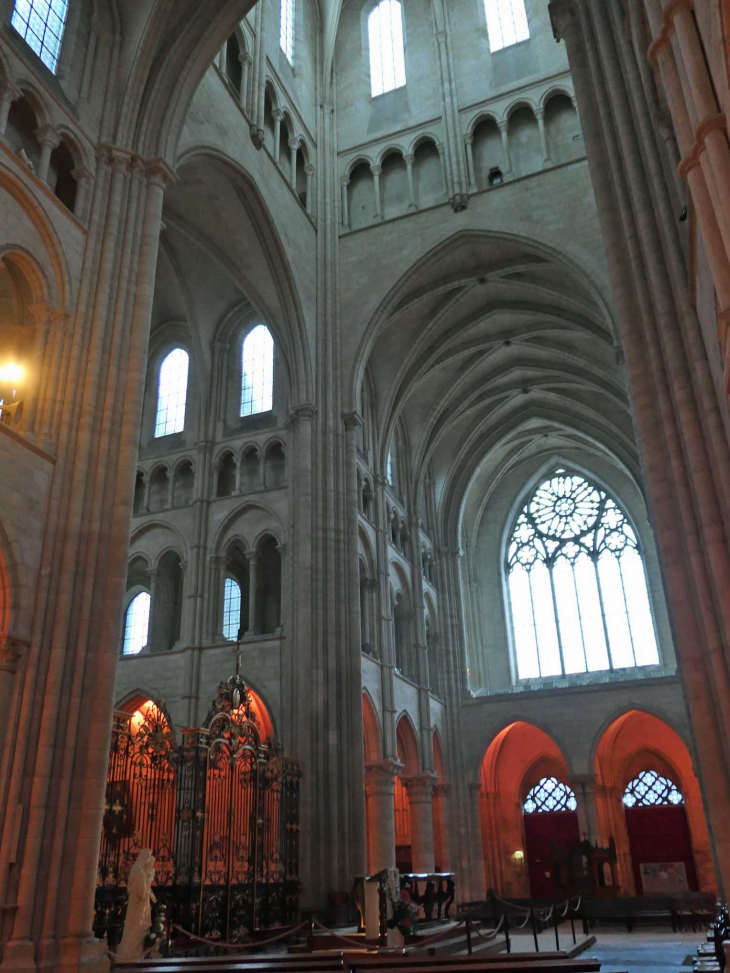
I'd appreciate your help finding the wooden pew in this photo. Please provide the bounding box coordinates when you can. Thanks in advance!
[126,959,343,968]
[346,955,569,967]
[116,964,608,973]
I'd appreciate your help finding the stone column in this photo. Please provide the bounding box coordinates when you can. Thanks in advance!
[71,165,93,223]
[404,775,437,874]
[340,176,350,230]
[0,80,20,137]
[403,154,417,210]
[289,137,299,188]
[304,164,314,215]
[572,774,599,842]
[365,760,401,872]
[245,551,259,636]
[498,120,512,173]
[240,51,251,111]
[436,142,449,194]
[464,134,477,192]
[207,554,227,643]
[143,471,153,512]
[272,109,283,163]
[35,126,60,183]
[433,782,451,871]
[535,107,551,167]
[370,164,382,222]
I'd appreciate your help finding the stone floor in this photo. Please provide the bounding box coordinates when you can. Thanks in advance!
[505,928,696,971]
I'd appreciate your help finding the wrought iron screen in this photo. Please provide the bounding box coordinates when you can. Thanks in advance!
[94,669,300,947]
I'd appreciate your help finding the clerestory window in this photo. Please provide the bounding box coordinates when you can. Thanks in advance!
[280,0,294,64]
[155,348,189,437]
[506,470,660,680]
[484,0,529,53]
[123,592,151,656]
[223,577,243,641]
[11,0,68,73]
[368,0,406,98]
[241,325,274,417]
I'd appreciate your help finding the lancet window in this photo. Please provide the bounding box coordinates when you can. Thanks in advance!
[155,348,189,437]
[122,592,151,656]
[11,0,68,73]
[623,770,684,808]
[507,470,660,680]
[280,0,294,63]
[223,577,242,641]
[368,0,406,98]
[484,0,529,53]
[524,776,577,814]
[241,325,274,417]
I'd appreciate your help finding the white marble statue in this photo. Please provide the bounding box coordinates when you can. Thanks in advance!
[116,849,157,960]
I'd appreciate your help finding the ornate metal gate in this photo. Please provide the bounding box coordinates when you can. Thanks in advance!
[94,662,300,946]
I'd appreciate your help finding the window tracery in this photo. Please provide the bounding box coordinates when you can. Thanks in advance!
[507,470,660,679]
[11,0,68,73]
[241,325,274,417]
[123,592,151,656]
[484,0,529,53]
[623,770,684,808]
[368,0,406,98]
[155,348,189,437]
[524,776,577,814]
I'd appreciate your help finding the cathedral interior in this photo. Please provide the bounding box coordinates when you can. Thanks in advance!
[1,0,730,970]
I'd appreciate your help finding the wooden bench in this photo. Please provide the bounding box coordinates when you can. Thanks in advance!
[348,963,603,973]
[346,955,569,966]
[127,960,343,968]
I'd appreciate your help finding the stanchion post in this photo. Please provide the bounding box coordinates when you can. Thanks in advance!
[571,915,576,945]
[466,919,472,955]
[531,908,539,952]
[554,910,560,951]
[504,914,511,954]
[307,917,314,951]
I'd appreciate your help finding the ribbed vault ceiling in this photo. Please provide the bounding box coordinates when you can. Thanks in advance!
[365,235,638,540]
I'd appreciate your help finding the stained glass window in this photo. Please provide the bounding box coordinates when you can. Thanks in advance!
[123,592,150,656]
[484,0,529,53]
[507,470,660,679]
[241,325,274,416]
[386,450,393,485]
[155,348,189,437]
[524,776,577,814]
[280,0,294,64]
[11,0,68,74]
[223,577,242,641]
[623,770,684,808]
[369,0,406,98]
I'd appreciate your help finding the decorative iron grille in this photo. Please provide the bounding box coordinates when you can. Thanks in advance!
[623,769,684,808]
[94,661,300,948]
[524,776,578,813]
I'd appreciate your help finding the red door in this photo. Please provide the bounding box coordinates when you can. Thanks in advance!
[625,804,698,892]
[524,811,580,899]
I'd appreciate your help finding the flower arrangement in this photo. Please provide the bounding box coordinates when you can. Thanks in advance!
[386,887,419,937]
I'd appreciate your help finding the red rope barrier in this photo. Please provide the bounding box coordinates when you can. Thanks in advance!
[169,920,309,950]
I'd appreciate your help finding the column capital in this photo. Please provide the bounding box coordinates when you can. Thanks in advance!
[272,108,284,121]
[435,142,445,156]
[370,164,382,175]
[403,773,438,800]
[71,164,93,184]
[35,125,60,149]
[403,153,415,166]
[498,119,508,133]
[304,163,315,175]
[244,551,259,563]
[549,0,579,44]
[289,136,300,150]
[343,409,363,430]
[144,156,178,189]
[340,173,350,187]
[534,107,545,120]
[209,554,227,568]
[464,133,474,146]
[365,759,403,795]
[0,78,21,103]
[0,634,29,675]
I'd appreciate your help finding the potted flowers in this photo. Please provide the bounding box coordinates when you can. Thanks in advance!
[387,887,419,941]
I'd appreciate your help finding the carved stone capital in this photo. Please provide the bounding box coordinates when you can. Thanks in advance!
[365,759,403,796]
[144,156,177,189]
[549,0,578,44]
[343,410,363,430]
[250,125,265,150]
[403,773,438,801]
[0,635,29,674]
[35,125,60,149]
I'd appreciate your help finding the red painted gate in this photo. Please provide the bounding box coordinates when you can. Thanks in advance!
[524,811,580,899]
[625,804,698,892]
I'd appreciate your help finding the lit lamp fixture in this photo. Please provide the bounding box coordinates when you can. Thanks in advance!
[0,362,24,424]
[512,849,525,875]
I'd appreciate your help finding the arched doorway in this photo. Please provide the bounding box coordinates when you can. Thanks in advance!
[623,770,697,893]
[594,710,714,894]
[522,776,580,898]
[395,716,419,873]
[480,721,574,898]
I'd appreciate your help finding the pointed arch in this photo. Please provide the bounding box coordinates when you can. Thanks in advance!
[395,712,419,774]
[362,691,382,762]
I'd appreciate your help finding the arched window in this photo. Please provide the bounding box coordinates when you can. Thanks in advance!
[623,770,684,808]
[524,777,577,814]
[123,592,151,656]
[484,0,529,53]
[280,0,294,63]
[11,0,68,73]
[241,325,274,417]
[368,0,406,98]
[386,450,393,485]
[507,470,660,679]
[155,348,189,437]
[223,577,242,641]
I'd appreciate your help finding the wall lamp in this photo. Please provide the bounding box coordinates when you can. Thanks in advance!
[0,363,25,423]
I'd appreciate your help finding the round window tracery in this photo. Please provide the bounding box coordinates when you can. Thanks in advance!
[524,776,577,814]
[623,769,684,808]
[506,469,660,679]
